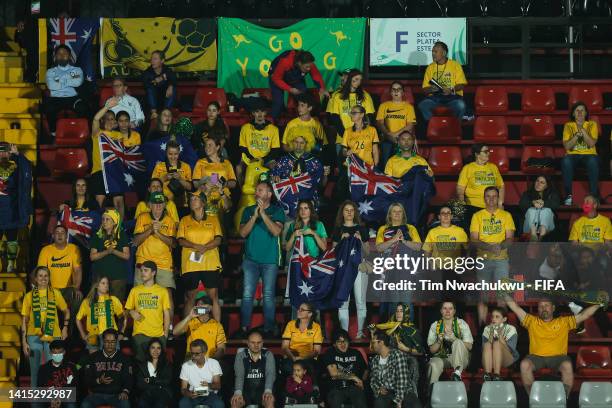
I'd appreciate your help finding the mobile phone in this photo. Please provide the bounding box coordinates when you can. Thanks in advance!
[195,306,208,315]
[210,173,219,184]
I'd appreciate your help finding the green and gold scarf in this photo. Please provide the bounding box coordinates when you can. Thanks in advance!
[32,287,56,341]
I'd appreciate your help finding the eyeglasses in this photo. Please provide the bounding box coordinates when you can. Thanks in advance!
[391,87,403,91]
[335,339,348,344]
[298,307,312,313]
[440,211,452,215]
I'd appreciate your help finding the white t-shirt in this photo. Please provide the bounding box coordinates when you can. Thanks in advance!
[426,318,474,346]
[180,358,223,394]
[107,94,145,126]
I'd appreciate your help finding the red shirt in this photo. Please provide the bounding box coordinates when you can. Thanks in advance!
[286,374,314,398]
[271,51,325,92]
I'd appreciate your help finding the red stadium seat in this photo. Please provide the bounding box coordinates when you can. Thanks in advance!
[473,116,508,143]
[521,146,556,174]
[522,86,556,112]
[520,115,555,143]
[475,86,509,114]
[55,118,89,146]
[428,146,463,174]
[487,146,510,174]
[98,87,114,107]
[193,87,228,113]
[52,148,89,178]
[576,346,612,377]
[241,88,272,100]
[426,116,462,142]
[568,85,603,112]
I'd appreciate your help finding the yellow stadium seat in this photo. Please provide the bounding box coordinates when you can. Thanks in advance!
[23,149,37,164]
[0,69,22,83]
[0,99,38,114]
[0,118,39,130]
[0,313,22,327]
[0,359,17,382]
[0,273,27,280]
[0,346,20,360]
[0,278,26,292]
[0,327,19,344]
[0,55,22,69]
[0,130,37,146]
[0,85,41,99]
[0,293,23,311]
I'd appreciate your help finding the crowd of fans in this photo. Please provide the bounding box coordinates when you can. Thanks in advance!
[4,39,609,407]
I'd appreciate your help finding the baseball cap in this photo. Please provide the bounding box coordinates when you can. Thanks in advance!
[148,191,166,204]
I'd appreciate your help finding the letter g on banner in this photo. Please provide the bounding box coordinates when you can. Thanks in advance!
[324,52,336,70]
[269,36,283,52]
[290,32,303,49]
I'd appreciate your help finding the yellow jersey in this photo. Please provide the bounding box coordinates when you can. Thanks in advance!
[569,214,612,243]
[192,158,236,198]
[327,90,376,129]
[135,200,179,223]
[376,224,422,243]
[341,126,379,165]
[384,154,432,178]
[177,214,223,273]
[21,288,68,338]
[422,59,467,96]
[37,244,82,289]
[457,162,504,208]
[125,284,170,337]
[282,116,327,149]
[282,320,323,358]
[470,208,515,260]
[134,212,177,270]
[423,225,468,262]
[186,318,227,358]
[522,314,576,356]
[239,122,280,161]
[151,161,193,202]
[75,294,124,334]
[562,121,598,155]
[376,101,416,134]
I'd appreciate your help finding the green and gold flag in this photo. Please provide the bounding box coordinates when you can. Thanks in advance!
[100,18,216,78]
[218,18,366,96]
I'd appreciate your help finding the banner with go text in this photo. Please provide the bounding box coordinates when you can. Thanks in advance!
[218,18,366,96]
[370,18,467,67]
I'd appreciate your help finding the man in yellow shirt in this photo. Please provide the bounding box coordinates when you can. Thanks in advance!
[282,94,327,154]
[470,187,515,324]
[376,82,416,168]
[384,131,433,179]
[569,195,612,247]
[173,290,226,360]
[125,261,171,362]
[505,295,603,396]
[37,225,83,313]
[418,41,467,121]
[561,103,599,205]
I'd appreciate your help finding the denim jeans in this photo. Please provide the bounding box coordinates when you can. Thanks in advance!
[269,75,307,120]
[241,258,279,331]
[146,86,176,112]
[561,154,599,197]
[178,394,224,408]
[418,95,466,121]
[523,207,555,233]
[338,271,368,336]
[27,335,52,387]
[81,393,131,408]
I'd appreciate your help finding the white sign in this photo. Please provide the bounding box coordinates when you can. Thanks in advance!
[370,18,467,66]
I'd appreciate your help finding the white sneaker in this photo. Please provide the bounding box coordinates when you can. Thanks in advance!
[564,195,573,206]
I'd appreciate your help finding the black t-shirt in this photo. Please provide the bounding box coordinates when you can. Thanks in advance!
[37,361,78,388]
[331,225,369,244]
[322,347,367,389]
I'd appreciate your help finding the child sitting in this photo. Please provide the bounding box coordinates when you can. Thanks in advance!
[285,361,314,404]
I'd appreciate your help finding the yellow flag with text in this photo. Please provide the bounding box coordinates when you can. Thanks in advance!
[218,18,365,95]
[100,18,216,77]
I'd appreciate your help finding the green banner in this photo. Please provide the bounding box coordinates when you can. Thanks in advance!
[218,18,366,96]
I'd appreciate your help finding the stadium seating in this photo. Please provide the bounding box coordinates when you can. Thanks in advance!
[431,382,468,408]
[520,146,557,174]
[576,346,612,377]
[480,381,517,408]
[473,116,508,143]
[193,87,228,113]
[568,85,603,112]
[427,116,462,142]
[522,86,556,112]
[475,86,509,114]
[529,381,567,408]
[487,146,510,173]
[520,115,556,143]
[241,87,272,100]
[428,146,463,174]
[579,382,612,408]
[55,118,89,146]
[52,148,89,178]
[98,86,114,107]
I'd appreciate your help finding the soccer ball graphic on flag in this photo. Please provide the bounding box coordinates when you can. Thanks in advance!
[173,19,215,53]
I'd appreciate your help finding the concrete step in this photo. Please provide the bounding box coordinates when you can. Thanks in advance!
[0,129,37,145]
[0,69,22,83]
[0,98,38,114]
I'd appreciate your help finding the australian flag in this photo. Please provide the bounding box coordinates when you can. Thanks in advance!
[289,235,362,310]
[141,135,198,175]
[48,18,99,81]
[100,133,146,194]
[272,174,313,217]
[58,206,101,245]
[349,155,435,225]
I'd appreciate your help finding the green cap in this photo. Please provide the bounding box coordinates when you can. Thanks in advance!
[148,191,166,204]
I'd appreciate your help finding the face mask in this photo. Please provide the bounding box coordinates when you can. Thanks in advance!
[51,353,64,364]
[582,203,594,214]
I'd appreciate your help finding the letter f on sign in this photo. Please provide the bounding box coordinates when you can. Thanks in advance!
[396,32,408,52]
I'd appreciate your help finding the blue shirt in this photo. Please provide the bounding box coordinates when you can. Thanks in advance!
[45,65,83,97]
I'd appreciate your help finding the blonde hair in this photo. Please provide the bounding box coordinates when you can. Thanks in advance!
[385,202,407,226]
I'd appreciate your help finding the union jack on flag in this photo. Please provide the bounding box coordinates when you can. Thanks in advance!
[349,154,401,195]
[58,206,101,243]
[272,174,314,216]
[48,18,99,80]
[100,133,146,194]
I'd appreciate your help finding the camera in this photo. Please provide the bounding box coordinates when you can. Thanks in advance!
[169,167,178,173]
[195,306,208,315]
